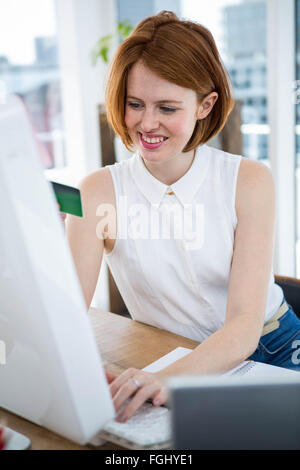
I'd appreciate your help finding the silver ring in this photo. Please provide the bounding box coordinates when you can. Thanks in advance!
[132,378,142,389]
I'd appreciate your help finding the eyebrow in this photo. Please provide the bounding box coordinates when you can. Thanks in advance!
[127,96,183,104]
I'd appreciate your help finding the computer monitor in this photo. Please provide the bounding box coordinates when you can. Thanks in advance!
[0,94,115,445]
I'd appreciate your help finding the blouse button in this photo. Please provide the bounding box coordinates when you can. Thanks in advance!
[166,187,174,195]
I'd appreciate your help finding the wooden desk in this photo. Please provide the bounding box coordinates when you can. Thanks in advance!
[0,309,199,450]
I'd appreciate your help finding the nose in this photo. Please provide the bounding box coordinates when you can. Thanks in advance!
[139,108,160,133]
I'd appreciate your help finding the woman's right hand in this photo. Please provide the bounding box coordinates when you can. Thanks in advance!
[57,203,67,224]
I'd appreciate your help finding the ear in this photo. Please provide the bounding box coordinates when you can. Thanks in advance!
[197,92,218,120]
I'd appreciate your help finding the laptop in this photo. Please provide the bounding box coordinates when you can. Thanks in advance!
[169,373,300,450]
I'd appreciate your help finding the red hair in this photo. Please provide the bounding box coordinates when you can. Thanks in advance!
[105,10,234,152]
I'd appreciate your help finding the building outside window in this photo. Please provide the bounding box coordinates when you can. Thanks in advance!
[116,0,181,26]
[182,0,268,162]
[182,0,299,277]
[0,0,64,170]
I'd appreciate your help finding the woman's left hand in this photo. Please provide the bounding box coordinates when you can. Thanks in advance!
[105,368,169,423]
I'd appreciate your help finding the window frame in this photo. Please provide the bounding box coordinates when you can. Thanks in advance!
[267,0,296,276]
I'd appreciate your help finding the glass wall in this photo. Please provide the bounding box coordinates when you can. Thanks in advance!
[183,0,299,276]
[182,0,268,163]
[116,0,181,26]
[0,0,65,169]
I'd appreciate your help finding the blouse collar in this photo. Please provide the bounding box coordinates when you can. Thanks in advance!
[129,144,210,207]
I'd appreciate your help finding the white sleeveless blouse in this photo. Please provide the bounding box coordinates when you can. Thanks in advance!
[103,144,283,342]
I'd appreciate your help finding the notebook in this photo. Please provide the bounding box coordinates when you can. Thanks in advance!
[144,346,300,378]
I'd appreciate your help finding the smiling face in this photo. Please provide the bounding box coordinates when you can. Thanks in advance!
[125,61,202,165]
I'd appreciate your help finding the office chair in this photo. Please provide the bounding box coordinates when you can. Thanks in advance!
[274,275,300,319]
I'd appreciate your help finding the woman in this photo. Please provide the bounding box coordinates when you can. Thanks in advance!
[65,11,300,423]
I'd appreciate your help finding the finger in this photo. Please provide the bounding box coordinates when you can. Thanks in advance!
[152,386,170,406]
[112,377,140,413]
[109,368,137,397]
[57,202,66,222]
[116,383,161,422]
[105,370,118,384]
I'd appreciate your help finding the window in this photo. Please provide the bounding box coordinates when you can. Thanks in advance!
[182,0,268,163]
[183,0,298,276]
[0,0,64,170]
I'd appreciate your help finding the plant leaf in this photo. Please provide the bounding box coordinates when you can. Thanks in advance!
[90,21,133,66]
[118,19,133,39]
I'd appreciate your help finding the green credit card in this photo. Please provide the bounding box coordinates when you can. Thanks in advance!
[50,181,83,217]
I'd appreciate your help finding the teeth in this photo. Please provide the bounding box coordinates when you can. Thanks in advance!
[141,134,165,144]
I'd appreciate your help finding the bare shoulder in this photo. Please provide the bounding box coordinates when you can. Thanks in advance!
[235,158,275,218]
[78,167,114,207]
[237,157,274,187]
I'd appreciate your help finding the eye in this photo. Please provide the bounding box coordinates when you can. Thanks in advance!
[127,102,177,113]
[127,102,141,109]
[160,106,176,113]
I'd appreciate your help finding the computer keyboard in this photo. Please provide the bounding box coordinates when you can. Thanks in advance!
[98,401,172,450]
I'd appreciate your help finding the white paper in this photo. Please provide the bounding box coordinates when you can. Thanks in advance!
[143,348,300,378]
[142,347,193,373]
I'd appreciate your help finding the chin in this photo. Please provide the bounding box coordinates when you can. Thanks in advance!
[140,150,165,162]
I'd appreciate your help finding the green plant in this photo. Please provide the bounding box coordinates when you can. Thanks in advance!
[91,19,134,66]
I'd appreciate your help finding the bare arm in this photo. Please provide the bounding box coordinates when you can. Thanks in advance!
[155,158,276,379]
[65,168,112,311]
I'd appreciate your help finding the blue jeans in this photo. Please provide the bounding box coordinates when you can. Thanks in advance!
[249,298,300,371]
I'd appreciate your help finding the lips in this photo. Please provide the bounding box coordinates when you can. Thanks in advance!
[138,132,168,141]
[138,132,169,150]
[140,133,168,139]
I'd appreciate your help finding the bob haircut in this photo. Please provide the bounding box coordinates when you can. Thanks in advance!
[105,10,235,153]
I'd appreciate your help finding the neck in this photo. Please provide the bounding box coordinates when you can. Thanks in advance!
[141,149,196,186]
